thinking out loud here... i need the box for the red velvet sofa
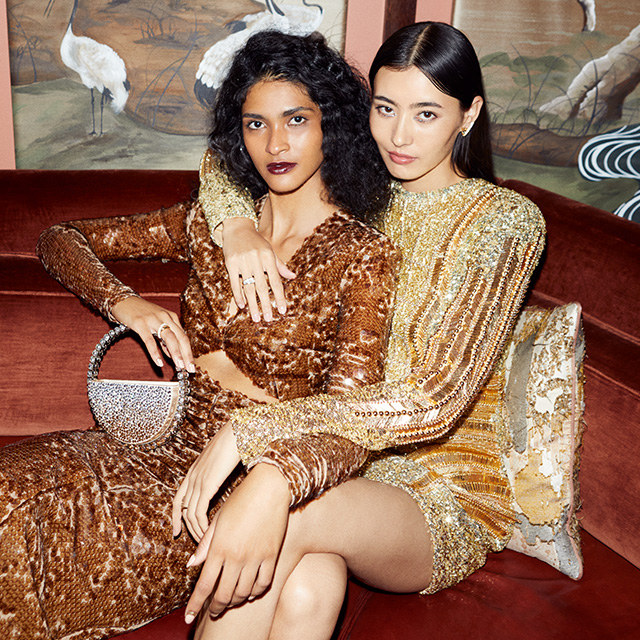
[1,170,639,639]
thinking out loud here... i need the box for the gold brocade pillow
[499,302,585,579]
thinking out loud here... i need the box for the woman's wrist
[248,462,292,506]
[218,217,261,246]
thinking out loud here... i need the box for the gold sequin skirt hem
[362,452,511,595]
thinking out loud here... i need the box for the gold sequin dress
[0,199,398,639]
[200,159,546,593]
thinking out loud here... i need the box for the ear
[461,95,483,133]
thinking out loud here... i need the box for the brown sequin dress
[200,163,547,594]
[0,200,398,639]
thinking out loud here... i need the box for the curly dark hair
[208,30,390,222]
[370,22,496,184]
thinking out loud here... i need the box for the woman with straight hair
[180,21,546,640]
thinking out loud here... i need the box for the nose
[266,125,288,156]
[391,115,412,148]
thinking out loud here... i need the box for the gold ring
[157,322,171,338]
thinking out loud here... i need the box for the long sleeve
[36,202,190,319]
[230,185,545,467]
[199,149,257,241]
[250,232,399,506]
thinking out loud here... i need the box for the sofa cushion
[525,291,640,569]
[499,303,585,579]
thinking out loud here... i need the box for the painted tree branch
[539,23,640,123]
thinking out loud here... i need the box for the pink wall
[416,0,455,23]
[0,0,15,169]
[0,0,454,171]
[345,0,455,74]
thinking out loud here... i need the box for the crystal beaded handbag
[87,324,190,447]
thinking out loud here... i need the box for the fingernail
[265,313,273,322]
[186,554,195,568]
[178,359,185,369]
[188,363,196,373]
[185,611,196,624]
[279,305,286,314]
[156,359,164,367]
[252,314,260,323]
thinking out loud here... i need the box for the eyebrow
[373,95,443,110]
[242,106,316,119]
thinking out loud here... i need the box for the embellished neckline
[391,177,487,202]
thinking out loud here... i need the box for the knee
[276,556,347,629]
[277,578,323,623]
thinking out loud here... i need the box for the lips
[388,151,416,165]
[267,162,297,174]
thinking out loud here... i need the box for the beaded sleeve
[229,188,545,466]
[36,202,190,319]
[199,149,257,243]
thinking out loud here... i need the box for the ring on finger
[156,322,171,338]
[242,276,256,286]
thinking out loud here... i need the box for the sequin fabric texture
[0,196,398,639]
[200,164,546,593]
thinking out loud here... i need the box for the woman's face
[369,65,482,192]
[242,79,324,196]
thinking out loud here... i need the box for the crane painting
[44,0,129,136]
[194,1,324,109]
[7,0,345,167]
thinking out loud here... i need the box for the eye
[416,111,435,123]
[289,115,307,125]
[245,120,264,130]
[375,105,394,117]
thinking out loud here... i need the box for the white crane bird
[194,0,323,110]
[45,0,130,135]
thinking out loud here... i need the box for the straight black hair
[369,22,496,184]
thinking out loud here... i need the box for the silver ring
[242,276,256,286]
[156,322,171,338]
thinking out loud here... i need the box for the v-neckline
[219,207,345,324]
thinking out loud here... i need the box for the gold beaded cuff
[198,149,257,246]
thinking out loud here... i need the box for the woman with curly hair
[0,31,398,640]
[179,21,546,640]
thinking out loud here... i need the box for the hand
[221,218,296,323]
[183,463,291,623]
[111,297,194,372]
[172,422,241,540]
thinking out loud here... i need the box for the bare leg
[195,477,432,639]
[269,553,347,640]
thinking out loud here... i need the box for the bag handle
[87,324,189,391]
